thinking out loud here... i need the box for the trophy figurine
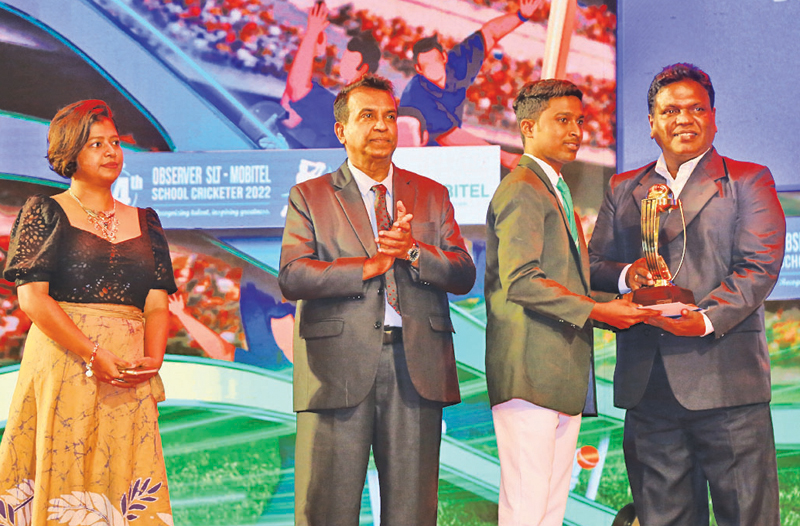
[632,184,696,307]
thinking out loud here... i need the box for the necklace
[68,190,119,242]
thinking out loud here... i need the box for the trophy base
[632,285,695,306]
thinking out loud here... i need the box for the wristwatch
[406,242,420,263]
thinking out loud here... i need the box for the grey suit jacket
[279,161,476,412]
[589,148,786,410]
[485,156,596,416]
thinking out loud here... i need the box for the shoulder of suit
[490,165,550,208]
[292,171,336,193]
[499,164,547,191]
[717,154,771,180]
[609,161,656,191]
[395,166,447,193]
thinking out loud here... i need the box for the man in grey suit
[279,74,475,526]
[589,63,786,525]
[485,79,653,526]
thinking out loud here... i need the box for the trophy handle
[671,199,688,282]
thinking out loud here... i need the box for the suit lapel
[519,157,589,292]
[661,149,725,245]
[393,165,417,222]
[631,162,660,217]
[333,162,377,257]
[520,157,570,240]
[576,217,591,292]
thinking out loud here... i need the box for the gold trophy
[632,184,695,307]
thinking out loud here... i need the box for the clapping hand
[376,200,415,259]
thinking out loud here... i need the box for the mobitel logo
[445,183,491,199]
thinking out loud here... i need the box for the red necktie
[372,184,401,314]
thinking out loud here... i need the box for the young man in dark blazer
[279,74,476,526]
[589,63,786,525]
[485,79,652,526]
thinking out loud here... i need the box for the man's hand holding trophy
[625,184,706,336]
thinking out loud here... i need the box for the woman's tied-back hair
[47,100,116,178]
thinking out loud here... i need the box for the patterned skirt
[0,303,173,525]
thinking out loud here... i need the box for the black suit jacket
[589,149,786,410]
[279,161,476,411]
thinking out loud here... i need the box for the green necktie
[556,177,580,252]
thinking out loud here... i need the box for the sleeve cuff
[618,264,632,294]
[701,312,715,337]
[14,272,52,287]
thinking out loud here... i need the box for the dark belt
[383,326,403,345]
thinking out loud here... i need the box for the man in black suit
[589,63,786,525]
[279,74,475,525]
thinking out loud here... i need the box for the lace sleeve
[145,208,178,294]
[3,195,64,286]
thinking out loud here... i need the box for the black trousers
[624,353,780,526]
[294,340,444,526]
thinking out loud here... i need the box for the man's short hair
[412,35,444,65]
[647,63,715,115]
[347,31,381,75]
[333,74,396,124]
[512,79,583,130]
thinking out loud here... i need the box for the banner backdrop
[114,145,500,228]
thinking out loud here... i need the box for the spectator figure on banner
[399,0,544,168]
[167,285,295,369]
[280,1,380,149]
[396,106,430,148]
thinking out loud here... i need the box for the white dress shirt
[524,153,569,210]
[617,150,714,335]
[348,160,403,328]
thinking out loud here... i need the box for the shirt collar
[653,148,711,198]
[348,159,394,198]
[524,153,563,188]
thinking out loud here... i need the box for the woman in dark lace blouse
[0,100,175,525]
